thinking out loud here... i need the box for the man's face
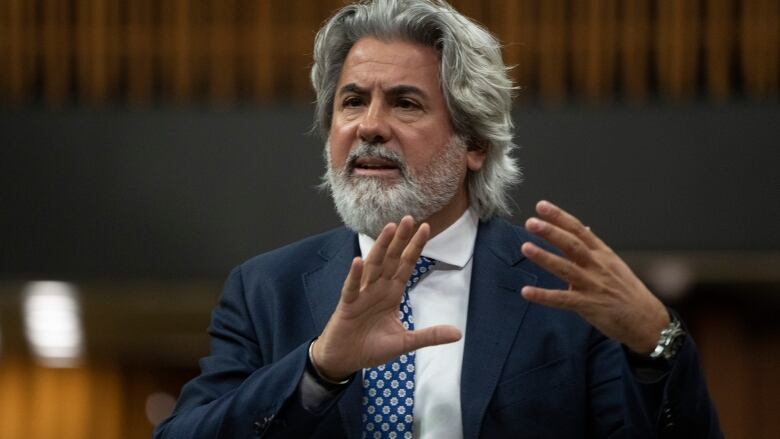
[325,37,485,237]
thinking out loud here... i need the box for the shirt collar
[358,207,479,269]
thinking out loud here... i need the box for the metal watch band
[649,316,685,360]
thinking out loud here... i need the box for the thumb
[403,325,461,352]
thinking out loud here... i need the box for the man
[155,1,722,437]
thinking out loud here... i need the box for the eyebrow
[337,83,429,101]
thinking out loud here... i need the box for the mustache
[346,143,408,176]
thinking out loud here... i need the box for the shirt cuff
[298,340,353,415]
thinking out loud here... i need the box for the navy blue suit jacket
[155,218,721,438]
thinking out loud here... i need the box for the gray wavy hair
[311,0,520,219]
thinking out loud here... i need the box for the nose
[356,100,391,144]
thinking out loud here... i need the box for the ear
[466,140,487,172]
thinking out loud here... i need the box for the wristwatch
[649,315,686,360]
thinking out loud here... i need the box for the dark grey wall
[1,104,777,279]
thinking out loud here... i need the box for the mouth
[350,156,402,178]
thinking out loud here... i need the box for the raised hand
[312,216,462,381]
[520,200,670,354]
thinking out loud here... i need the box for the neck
[422,187,470,238]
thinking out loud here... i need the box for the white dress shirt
[359,207,478,439]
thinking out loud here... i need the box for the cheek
[327,133,350,168]
[328,116,355,166]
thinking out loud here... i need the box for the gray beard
[323,137,467,238]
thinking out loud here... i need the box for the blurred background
[0,0,778,437]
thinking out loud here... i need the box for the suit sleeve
[586,323,723,438]
[153,266,343,438]
[629,334,723,438]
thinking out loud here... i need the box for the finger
[363,222,397,284]
[341,257,364,304]
[536,200,606,250]
[525,217,594,267]
[521,242,592,286]
[521,286,581,312]
[393,222,430,282]
[381,216,416,280]
[403,324,462,352]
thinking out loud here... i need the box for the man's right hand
[311,215,462,381]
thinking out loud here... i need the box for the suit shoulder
[485,216,562,255]
[481,216,566,289]
[238,226,355,277]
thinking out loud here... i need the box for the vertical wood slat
[620,0,651,102]
[0,359,31,439]
[76,0,115,104]
[210,0,237,104]
[42,0,71,105]
[452,0,487,25]
[75,0,88,100]
[571,0,618,101]
[741,0,779,99]
[704,0,733,102]
[290,0,316,100]
[159,0,198,103]
[0,0,8,98]
[88,363,123,439]
[126,0,154,104]
[59,367,91,439]
[515,0,539,100]
[755,336,780,439]
[656,0,701,100]
[247,0,274,101]
[694,310,752,439]
[489,0,535,99]
[272,1,294,96]
[3,0,36,103]
[537,0,567,103]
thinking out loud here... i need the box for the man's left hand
[520,200,669,354]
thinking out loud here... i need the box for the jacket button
[253,415,274,434]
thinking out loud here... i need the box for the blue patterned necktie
[361,256,436,439]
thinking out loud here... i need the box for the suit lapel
[460,219,539,439]
[302,229,362,438]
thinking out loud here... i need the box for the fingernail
[537,200,552,214]
[526,218,545,232]
[521,242,537,255]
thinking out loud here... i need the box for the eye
[342,96,364,108]
[396,98,421,110]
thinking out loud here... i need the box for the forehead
[337,37,442,88]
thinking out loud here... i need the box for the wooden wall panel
[126,0,154,104]
[1,0,37,102]
[571,0,618,101]
[0,0,777,106]
[705,0,734,102]
[619,0,651,102]
[41,0,71,105]
[246,0,274,101]
[656,0,701,100]
[209,0,237,103]
[537,0,567,103]
[741,0,779,99]
[0,359,158,439]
